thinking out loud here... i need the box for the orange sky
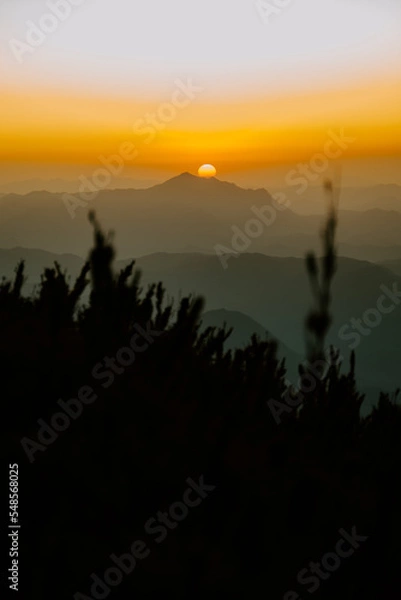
[1,0,401,186]
[1,75,401,179]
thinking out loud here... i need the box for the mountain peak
[160,171,242,191]
[149,172,275,205]
[169,172,199,182]
[152,171,225,193]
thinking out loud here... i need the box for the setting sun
[198,164,217,178]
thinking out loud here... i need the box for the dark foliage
[2,202,400,599]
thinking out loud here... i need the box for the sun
[198,164,217,178]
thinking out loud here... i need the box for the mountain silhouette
[2,207,401,599]
[2,174,401,261]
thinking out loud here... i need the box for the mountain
[128,252,401,398]
[0,177,161,195]
[0,247,83,278]
[200,309,301,381]
[276,184,401,214]
[1,173,401,262]
[201,308,281,348]
[379,259,401,277]
[1,246,400,404]
[0,247,84,295]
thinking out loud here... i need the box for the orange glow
[1,75,400,174]
[198,164,217,178]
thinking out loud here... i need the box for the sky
[0,0,400,187]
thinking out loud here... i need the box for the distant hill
[201,308,278,348]
[1,246,399,403]
[0,247,83,278]
[200,308,301,381]
[379,259,401,277]
[1,173,401,262]
[0,177,160,195]
[276,184,401,214]
[128,252,401,397]
[0,247,84,294]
